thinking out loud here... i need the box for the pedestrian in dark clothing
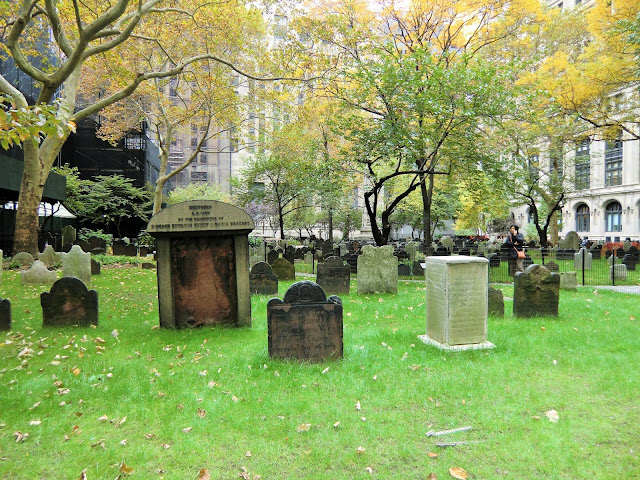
[506,224,525,274]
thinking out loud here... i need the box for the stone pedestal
[147,200,254,329]
[419,256,494,351]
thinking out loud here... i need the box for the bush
[78,228,113,246]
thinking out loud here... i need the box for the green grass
[0,267,639,479]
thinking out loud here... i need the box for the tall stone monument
[147,200,254,329]
[419,256,494,351]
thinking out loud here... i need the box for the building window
[274,15,288,40]
[574,140,590,189]
[200,153,208,165]
[191,137,198,150]
[191,171,207,183]
[605,201,622,232]
[528,155,539,182]
[575,204,590,232]
[604,138,623,186]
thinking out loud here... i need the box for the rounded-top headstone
[251,261,274,275]
[323,256,346,268]
[524,264,552,282]
[147,200,254,236]
[12,252,34,267]
[282,280,331,304]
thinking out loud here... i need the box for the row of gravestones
[8,246,98,286]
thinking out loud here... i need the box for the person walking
[506,224,525,275]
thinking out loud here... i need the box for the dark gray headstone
[622,254,637,271]
[0,298,10,330]
[513,265,560,318]
[250,261,278,295]
[62,225,76,246]
[271,257,295,281]
[141,262,156,270]
[267,281,343,362]
[267,250,279,265]
[545,261,559,272]
[316,256,350,295]
[88,236,107,254]
[91,258,101,275]
[75,239,90,253]
[412,261,424,276]
[488,286,504,317]
[41,277,98,327]
[398,263,411,276]
[124,244,138,257]
[112,240,127,256]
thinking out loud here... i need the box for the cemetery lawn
[1,268,639,479]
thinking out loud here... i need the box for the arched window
[605,202,622,232]
[575,204,590,232]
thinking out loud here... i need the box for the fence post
[612,248,616,286]
[582,247,585,286]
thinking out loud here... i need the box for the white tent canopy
[2,202,76,219]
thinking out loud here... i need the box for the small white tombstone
[357,245,398,294]
[419,256,494,351]
[558,271,577,290]
[21,260,57,285]
[61,245,91,285]
[573,248,592,270]
[610,264,628,280]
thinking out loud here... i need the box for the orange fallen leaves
[449,466,468,479]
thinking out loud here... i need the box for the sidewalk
[589,285,640,295]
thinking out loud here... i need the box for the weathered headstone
[124,244,137,257]
[91,258,101,275]
[88,236,107,255]
[545,261,559,272]
[62,225,76,246]
[147,200,254,329]
[267,281,343,362]
[267,249,279,265]
[357,245,398,294]
[622,254,637,271]
[610,264,628,280]
[271,257,295,281]
[419,256,494,350]
[440,236,453,252]
[41,277,98,327]
[112,240,127,256]
[250,261,278,295]
[11,252,34,267]
[405,242,420,262]
[316,256,350,295]
[513,265,560,317]
[412,261,424,277]
[141,262,156,270]
[488,286,504,317]
[623,239,632,252]
[0,297,10,330]
[62,245,91,285]
[574,248,592,270]
[38,245,60,267]
[76,239,90,253]
[21,260,57,285]
[559,271,577,290]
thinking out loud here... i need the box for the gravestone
[405,242,420,262]
[62,245,91,285]
[622,254,637,271]
[62,225,76,246]
[412,261,424,277]
[124,244,137,257]
[610,264,628,280]
[304,252,313,264]
[271,257,295,281]
[91,258,101,275]
[623,239,631,252]
[357,245,398,294]
[545,261,559,273]
[488,286,504,317]
[38,245,60,267]
[267,281,343,362]
[139,246,149,257]
[574,248,592,270]
[21,261,57,285]
[316,256,350,295]
[398,263,411,276]
[250,261,278,295]
[88,236,107,255]
[440,236,453,252]
[558,271,577,290]
[267,249,279,265]
[513,265,560,317]
[62,243,73,253]
[0,297,10,330]
[76,239,90,253]
[41,277,98,327]
[112,240,127,256]
[488,254,501,268]
[419,256,494,351]
[11,252,34,267]
[147,200,254,329]
[0,249,2,283]
[346,254,359,274]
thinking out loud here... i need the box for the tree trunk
[549,211,559,245]
[420,172,435,247]
[278,208,285,240]
[328,208,333,242]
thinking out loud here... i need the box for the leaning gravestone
[41,277,98,327]
[0,297,10,330]
[574,248,592,270]
[267,281,343,362]
[38,245,60,267]
[11,252,34,267]
[488,286,504,317]
[513,264,560,317]
[21,260,57,285]
[147,200,254,329]
[250,261,278,295]
[271,257,295,281]
[62,245,91,285]
[419,256,494,350]
[62,225,76,247]
[357,245,398,294]
[316,256,350,295]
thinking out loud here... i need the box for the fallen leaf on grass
[296,423,311,433]
[197,408,206,418]
[29,420,41,426]
[365,466,374,474]
[449,467,468,479]
[182,427,192,433]
[78,469,87,480]
[428,452,439,458]
[631,316,636,321]
[98,415,109,422]
[356,446,366,454]
[198,469,211,480]
[545,410,559,423]
[333,421,341,428]
[90,439,105,448]
[119,438,127,445]
[321,367,330,374]
[245,451,252,457]
[119,463,134,475]
[13,431,29,443]
[29,401,41,410]
[355,401,361,411]
[145,433,155,440]
[160,443,171,449]
[427,474,437,480]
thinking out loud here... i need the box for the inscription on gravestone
[267,281,343,362]
[41,277,98,327]
[147,200,254,329]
